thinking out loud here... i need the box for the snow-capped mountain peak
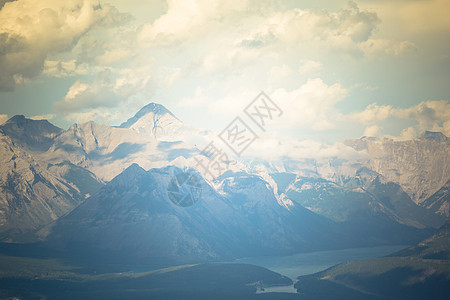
[118,102,183,139]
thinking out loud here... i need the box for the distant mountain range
[0,102,448,264]
[344,132,450,207]
[43,165,342,263]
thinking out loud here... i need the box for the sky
[0,0,449,144]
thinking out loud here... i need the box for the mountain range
[0,102,448,264]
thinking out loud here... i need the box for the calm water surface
[234,245,409,294]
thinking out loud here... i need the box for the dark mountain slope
[295,221,450,299]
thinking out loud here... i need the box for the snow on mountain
[44,164,434,263]
[0,101,448,245]
[45,165,317,260]
[43,121,161,181]
[38,103,209,181]
[119,102,185,140]
[273,168,444,229]
[246,132,449,212]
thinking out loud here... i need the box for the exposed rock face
[45,165,327,261]
[44,165,433,263]
[421,179,450,217]
[0,131,101,241]
[276,169,443,229]
[0,118,103,241]
[0,104,195,241]
[42,103,199,181]
[45,121,151,181]
[345,132,450,205]
[0,103,448,248]
[1,115,63,152]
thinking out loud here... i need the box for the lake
[233,245,409,294]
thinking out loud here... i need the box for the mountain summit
[419,131,448,143]
[119,103,177,128]
[0,115,63,151]
[118,102,183,138]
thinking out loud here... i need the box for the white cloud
[198,45,261,77]
[360,39,417,58]
[54,66,154,123]
[268,65,292,85]
[137,0,249,47]
[272,78,348,131]
[350,103,393,124]
[298,60,322,76]
[350,100,450,138]
[209,90,256,116]
[394,100,450,135]
[0,0,128,91]
[94,48,132,66]
[135,1,398,92]
[55,77,109,113]
[30,114,55,121]
[178,86,208,107]
[239,2,380,56]
[40,0,418,124]
[63,109,122,124]
[397,127,418,141]
[43,60,90,77]
[137,0,384,58]
[1,0,444,145]
[148,1,413,120]
[359,0,450,34]
[243,134,368,161]
[363,125,381,137]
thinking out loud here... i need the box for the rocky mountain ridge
[344,133,450,211]
[43,164,433,263]
[0,101,448,245]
